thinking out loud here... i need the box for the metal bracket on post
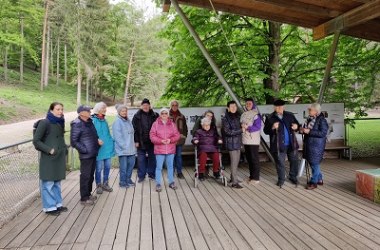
[170,0,275,163]
[318,31,341,104]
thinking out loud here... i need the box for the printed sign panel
[125,103,345,145]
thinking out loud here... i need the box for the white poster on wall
[125,103,345,145]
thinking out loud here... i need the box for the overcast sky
[110,0,160,19]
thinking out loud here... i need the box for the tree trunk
[56,37,60,85]
[263,21,281,104]
[40,0,49,90]
[50,28,54,77]
[3,46,8,82]
[76,57,82,105]
[64,42,67,82]
[20,16,24,83]
[44,22,50,87]
[86,78,90,104]
[124,45,135,105]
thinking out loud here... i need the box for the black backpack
[33,119,51,144]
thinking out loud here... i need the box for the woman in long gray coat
[33,102,67,216]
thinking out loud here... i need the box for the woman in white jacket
[241,98,262,184]
[112,104,137,188]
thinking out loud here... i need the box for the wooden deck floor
[1,159,380,250]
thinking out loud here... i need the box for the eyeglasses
[161,113,168,115]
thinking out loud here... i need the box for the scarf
[96,114,105,120]
[46,111,65,129]
[304,115,317,130]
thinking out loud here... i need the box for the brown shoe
[81,199,94,206]
[306,183,318,190]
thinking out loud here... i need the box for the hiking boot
[213,172,220,179]
[169,182,178,190]
[57,206,68,212]
[81,199,94,206]
[317,180,324,186]
[156,184,162,192]
[198,173,205,181]
[306,183,318,190]
[276,181,284,188]
[232,183,244,189]
[46,210,60,216]
[89,195,97,201]
[177,173,185,179]
[102,182,113,192]
[96,184,103,194]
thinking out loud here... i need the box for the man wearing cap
[70,105,102,205]
[132,98,159,182]
[264,99,300,187]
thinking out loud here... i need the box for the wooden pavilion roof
[162,0,380,42]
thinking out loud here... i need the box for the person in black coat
[70,105,101,205]
[300,103,328,190]
[221,101,243,189]
[264,100,300,187]
[132,98,159,183]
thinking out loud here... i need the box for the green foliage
[160,8,380,116]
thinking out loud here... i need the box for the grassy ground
[346,119,380,158]
[0,68,85,124]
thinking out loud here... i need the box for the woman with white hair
[112,104,136,188]
[300,103,329,190]
[192,117,223,181]
[92,102,115,194]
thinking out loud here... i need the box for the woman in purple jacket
[192,117,223,181]
[241,98,262,184]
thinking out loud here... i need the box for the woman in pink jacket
[150,108,181,192]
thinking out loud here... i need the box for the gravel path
[0,106,117,148]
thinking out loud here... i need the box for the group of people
[33,98,329,216]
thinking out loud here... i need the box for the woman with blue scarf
[33,102,68,216]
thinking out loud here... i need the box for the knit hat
[115,104,128,114]
[159,107,169,114]
[141,98,150,105]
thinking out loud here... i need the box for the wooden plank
[112,172,137,250]
[125,172,143,250]
[313,0,380,40]
[85,170,120,249]
[57,243,73,250]
[75,170,117,244]
[151,175,166,250]
[138,179,153,250]
[156,173,181,250]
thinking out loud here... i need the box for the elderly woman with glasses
[300,103,329,190]
[150,108,181,192]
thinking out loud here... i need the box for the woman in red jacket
[150,108,180,192]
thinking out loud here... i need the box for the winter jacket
[192,128,221,153]
[191,112,217,136]
[70,117,100,160]
[303,113,328,165]
[33,119,67,181]
[241,109,262,145]
[150,118,180,155]
[263,111,300,153]
[221,111,242,151]
[169,109,188,145]
[92,115,115,161]
[132,109,159,149]
[112,115,136,156]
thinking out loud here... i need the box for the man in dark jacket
[169,100,188,179]
[132,98,159,182]
[221,101,243,189]
[264,100,300,187]
[70,105,101,205]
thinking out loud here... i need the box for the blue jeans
[310,164,323,184]
[40,180,62,212]
[119,155,136,187]
[137,147,156,180]
[96,158,111,184]
[155,154,175,186]
[174,145,183,174]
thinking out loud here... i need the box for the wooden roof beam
[313,0,380,40]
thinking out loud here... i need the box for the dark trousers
[80,157,96,201]
[137,147,156,180]
[244,145,260,180]
[273,146,299,183]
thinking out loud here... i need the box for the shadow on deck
[0,159,380,250]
